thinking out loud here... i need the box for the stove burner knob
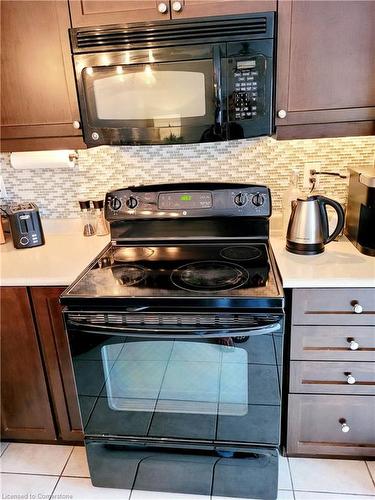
[126,196,138,209]
[110,197,122,211]
[252,193,265,207]
[234,193,248,206]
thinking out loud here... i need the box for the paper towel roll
[10,150,77,170]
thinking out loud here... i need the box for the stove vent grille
[72,16,271,53]
[68,312,273,329]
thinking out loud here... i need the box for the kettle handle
[317,196,345,244]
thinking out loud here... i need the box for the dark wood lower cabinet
[0,287,56,441]
[288,394,375,457]
[287,288,375,457]
[0,286,83,443]
[31,287,83,442]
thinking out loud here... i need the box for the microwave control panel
[228,56,265,121]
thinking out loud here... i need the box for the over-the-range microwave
[70,13,275,147]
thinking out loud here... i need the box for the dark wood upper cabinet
[170,0,276,19]
[69,0,277,26]
[0,1,85,152]
[276,0,375,139]
[1,287,56,441]
[31,287,83,442]
[69,0,171,27]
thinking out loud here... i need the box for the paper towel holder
[69,151,79,162]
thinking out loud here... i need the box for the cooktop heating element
[170,260,249,292]
[220,245,262,261]
[113,247,154,262]
[111,264,148,287]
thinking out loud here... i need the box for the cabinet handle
[73,120,81,129]
[157,2,168,14]
[339,419,350,433]
[352,302,363,314]
[346,374,356,385]
[277,109,287,119]
[172,1,183,12]
[347,339,359,351]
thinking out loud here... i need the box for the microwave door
[76,52,225,147]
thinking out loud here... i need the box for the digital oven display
[158,192,213,210]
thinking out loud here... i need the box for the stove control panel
[105,183,271,221]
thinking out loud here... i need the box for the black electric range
[61,183,284,500]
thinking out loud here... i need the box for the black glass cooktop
[64,243,281,299]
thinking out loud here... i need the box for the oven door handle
[67,320,281,338]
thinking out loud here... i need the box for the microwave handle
[213,45,223,133]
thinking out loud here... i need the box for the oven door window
[102,340,248,416]
[82,60,215,134]
[70,331,282,445]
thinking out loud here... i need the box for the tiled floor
[0,442,374,500]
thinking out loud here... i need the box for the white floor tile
[63,446,90,477]
[295,492,375,500]
[0,443,73,475]
[0,442,9,456]
[0,472,58,497]
[54,477,131,499]
[279,455,293,490]
[132,491,208,500]
[277,492,295,500]
[367,461,375,483]
[289,458,375,495]
[211,491,293,500]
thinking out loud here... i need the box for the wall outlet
[0,175,7,199]
[303,162,321,189]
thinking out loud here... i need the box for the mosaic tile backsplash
[0,136,374,218]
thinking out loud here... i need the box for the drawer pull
[339,419,350,433]
[348,339,359,351]
[346,374,356,385]
[352,302,363,314]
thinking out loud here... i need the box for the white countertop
[1,219,374,288]
[270,232,375,288]
[0,220,110,287]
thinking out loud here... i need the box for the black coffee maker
[345,167,375,257]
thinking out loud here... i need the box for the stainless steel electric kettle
[286,195,345,255]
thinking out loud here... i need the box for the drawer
[291,325,375,361]
[287,394,375,457]
[292,289,375,326]
[290,361,375,395]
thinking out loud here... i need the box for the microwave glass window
[82,60,215,130]
[93,69,206,122]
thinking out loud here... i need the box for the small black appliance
[7,202,45,249]
[61,183,284,500]
[345,166,375,256]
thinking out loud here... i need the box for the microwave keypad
[233,69,258,120]
[228,57,263,121]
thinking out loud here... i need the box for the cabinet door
[276,0,375,139]
[0,287,56,441]
[69,1,171,27]
[0,1,85,152]
[170,0,276,19]
[287,394,375,456]
[31,287,83,442]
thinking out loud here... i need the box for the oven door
[74,44,225,147]
[65,311,283,447]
